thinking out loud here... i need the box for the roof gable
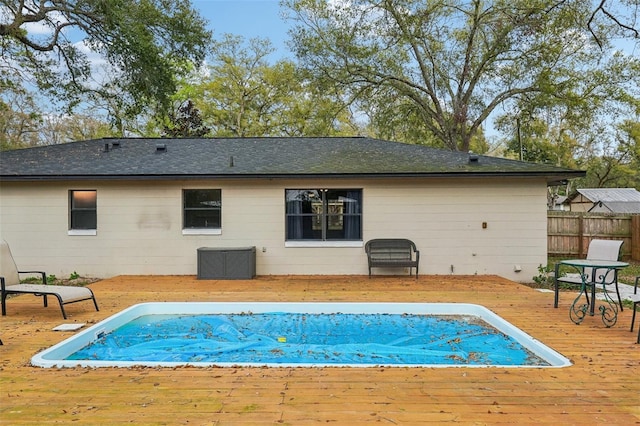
[0,137,584,182]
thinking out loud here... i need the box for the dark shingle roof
[0,137,584,183]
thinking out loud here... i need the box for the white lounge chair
[553,239,624,310]
[0,240,99,319]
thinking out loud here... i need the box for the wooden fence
[548,212,640,261]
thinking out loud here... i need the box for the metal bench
[365,239,420,278]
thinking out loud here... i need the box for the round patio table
[559,259,629,327]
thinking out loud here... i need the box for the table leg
[569,267,590,325]
[590,276,596,316]
[594,269,618,327]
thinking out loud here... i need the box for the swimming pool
[31,302,571,368]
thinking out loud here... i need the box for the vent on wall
[155,144,167,153]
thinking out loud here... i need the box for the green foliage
[21,272,98,286]
[20,276,45,284]
[0,0,212,119]
[180,35,357,137]
[0,90,117,150]
[566,119,640,190]
[499,116,580,167]
[532,264,552,286]
[0,88,42,150]
[618,121,640,164]
[284,0,640,152]
[162,100,211,138]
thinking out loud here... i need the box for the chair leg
[614,283,623,312]
[635,277,640,344]
[634,301,640,344]
[553,264,560,308]
[53,294,68,320]
[631,308,636,332]
[584,284,590,307]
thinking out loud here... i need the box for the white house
[0,137,584,282]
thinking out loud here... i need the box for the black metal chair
[631,295,640,344]
[632,276,640,344]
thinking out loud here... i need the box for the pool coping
[31,302,572,368]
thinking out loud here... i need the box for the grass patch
[20,273,100,287]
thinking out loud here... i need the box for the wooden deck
[1,275,638,424]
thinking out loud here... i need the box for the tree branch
[589,0,639,49]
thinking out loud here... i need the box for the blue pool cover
[67,313,547,366]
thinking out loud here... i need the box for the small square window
[183,189,222,229]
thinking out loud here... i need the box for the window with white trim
[285,189,362,241]
[69,190,97,231]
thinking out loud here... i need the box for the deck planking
[1,274,639,425]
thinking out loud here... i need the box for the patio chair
[554,239,624,310]
[0,240,99,319]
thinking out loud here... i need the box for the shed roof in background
[577,188,640,203]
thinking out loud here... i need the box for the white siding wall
[0,177,548,282]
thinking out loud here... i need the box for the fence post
[578,214,585,257]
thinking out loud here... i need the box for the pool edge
[31,302,572,369]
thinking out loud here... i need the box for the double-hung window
[285,189,362,242]
[183,189,222,234]
[69,190,97,235]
